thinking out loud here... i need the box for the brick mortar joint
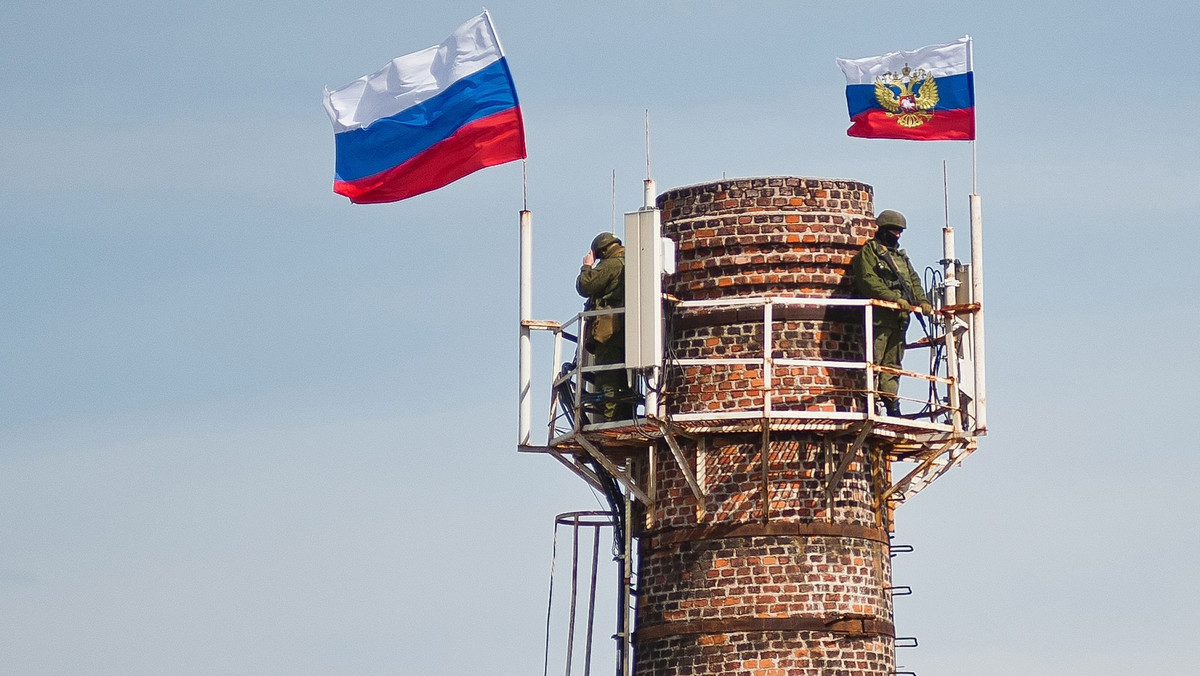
[634,615,897,642]
[639,522,890,549]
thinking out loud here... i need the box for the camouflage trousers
[590,338,632,421]
[871,314,909,408]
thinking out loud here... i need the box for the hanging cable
[921,266,947,420]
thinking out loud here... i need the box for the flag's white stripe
[836,37,971,85]
[324,13,502,133]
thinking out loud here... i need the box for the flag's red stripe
[847,107,975,141]
[334,107,527,204]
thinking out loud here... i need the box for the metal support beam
[824,422,875,510]
[881,437,968,505]
[896,440,976,503]
[644,444,657,530]
[575,435,652,506]
[660,427,706,514]
[759,424,771,525]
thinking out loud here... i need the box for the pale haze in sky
[1,2,1197,675]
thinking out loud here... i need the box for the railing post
[548,325,564,444]
[864,301,875,417]
[762,298,774,418]
[574,315,586,432]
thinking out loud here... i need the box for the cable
[922,266,948,421]
[583,458,626,558]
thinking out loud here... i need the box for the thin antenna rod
[642,109,656,209]
[644,109,651,180]
[611,170,617,233]
[942,160,950,228]
[523,160,528,212]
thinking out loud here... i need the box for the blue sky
[2,1,1198,674]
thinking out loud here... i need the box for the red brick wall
[669,321,868,414]
[637,632,894,676]
[659,177,875,301]
[660,177,876,415]
[634,178,894,676]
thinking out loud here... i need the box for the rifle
[879,247,928,330]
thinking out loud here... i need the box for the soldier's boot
[883,397,901,417]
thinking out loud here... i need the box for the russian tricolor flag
[836,37,975,141]
[323,13,527,204]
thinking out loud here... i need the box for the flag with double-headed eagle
[836,37,975,141]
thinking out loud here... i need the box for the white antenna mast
[643,109,655,209]
[942,161,950,228]
[611,170,617,233]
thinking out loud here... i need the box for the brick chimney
[633,177,896,676]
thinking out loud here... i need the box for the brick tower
[522,174,982,676]
[634,177,893,675]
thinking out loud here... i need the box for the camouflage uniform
[577,242,629,420]
[850,235,929,414]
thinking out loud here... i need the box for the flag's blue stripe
[334,58,519,183]
[844,71,974,119]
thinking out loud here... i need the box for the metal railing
[544,307,635,443]
[536,295,977,448]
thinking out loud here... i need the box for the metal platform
[522,411,977,511]
[521,295,982,510]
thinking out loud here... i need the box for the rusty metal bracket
[883,436,975,505]
[659,424,706,518]
[759,423,771,524]
[940,302,981,314]
[824,421,874,514]
[575,434,652,506]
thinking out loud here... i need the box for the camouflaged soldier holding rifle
[850,210,934,417]
[577,232,631,421]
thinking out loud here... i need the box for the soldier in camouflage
[850,210,933,417]
[576,232,630,421]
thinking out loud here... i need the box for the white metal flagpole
[968,187,986,434]
[967,35,987,433]
[518,160,533,445]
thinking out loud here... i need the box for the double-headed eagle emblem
[874,65,939,128]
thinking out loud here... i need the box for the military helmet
[875,210,907,230]
[591,232,621,255]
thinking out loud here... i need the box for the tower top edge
[657,176,873,197]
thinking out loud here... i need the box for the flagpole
[482,9,504,55]
[966,36,987,434]
[519,200,533,446]
[971,140,977,194]
[968,186,986,434]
